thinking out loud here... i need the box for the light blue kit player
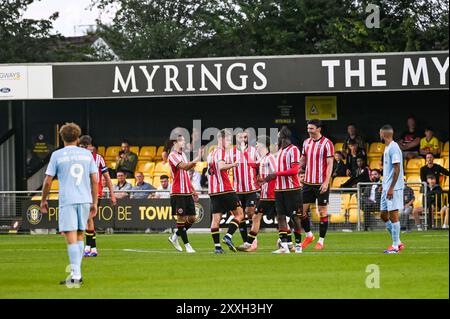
[379,124,405,254]
[40,123,98,285]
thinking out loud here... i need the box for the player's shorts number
[70,164,84,185]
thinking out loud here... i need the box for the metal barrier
[0,185,437,233]
[306,188,358,232]
[357,182,429,231]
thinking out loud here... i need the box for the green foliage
[94,0,449,60]
[1,0,448,62]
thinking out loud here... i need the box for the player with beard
[228,130,260,249]
[300,119,334,250]
[207,129,245,253]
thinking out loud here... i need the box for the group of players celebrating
[167,119,336,254]
[40,119,406,284]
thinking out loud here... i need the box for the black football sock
[91,231,97,249]
[287,229,293,245]
[247,231,257,245]
[319,216,329,238]
[294,230,302,244]
[279,229,288,243]
[301,215,312,233]
[226,219,240,238]
[211,228,220,247]
[85,230,94,248]
[177,222,189,244]
[239,219,248,242]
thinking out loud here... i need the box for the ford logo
[0,87,11,93]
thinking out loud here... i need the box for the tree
[94,0,448,60]
[0,0,62,62]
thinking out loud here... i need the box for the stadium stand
[136,161,155,177]
[331,176,350,188]
[367,142,385,160]
[105,146,121,161]
[97,146,105,157]
[442,141,449,157]
[405,158,425,175]
[139,146,157,161]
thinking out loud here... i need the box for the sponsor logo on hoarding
[0,72,21,80]
[0,87,11,93]
[26,205,42,225]
[194,202,204,223]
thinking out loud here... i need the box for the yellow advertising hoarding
[305,96,337,120]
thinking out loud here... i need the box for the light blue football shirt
[382,141,405,191]
[45,145,97,207]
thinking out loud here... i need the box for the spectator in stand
[186,127,202,161]
[345,140,366,177]
[154,175,172,198]
[341,123,366,158]
[360,169,382,231]
[341,156,370,188]
[413,174,447,231]
[200,167,209,189]
[115,139,138,178]
[399,116,422,159]
[420,153,449,185]
[332,151,347,177]
[131,172,155,199]
[419,127,441,158]
[189,167,202,191]
[101,178,109,197]
[400,184,415,232]
[113,171,132,199]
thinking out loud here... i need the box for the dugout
[0,51,448,194]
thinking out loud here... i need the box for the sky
[22,0,117,37]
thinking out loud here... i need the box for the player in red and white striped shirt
[167,135,201,253]
[264,127,304,254]
[228,130,260,245]
[79,135,116,257]
[238,135,277,252]
[300,119,334,250]
[207,129,244,254]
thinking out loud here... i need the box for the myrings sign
[1,51,448,100]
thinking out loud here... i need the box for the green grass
[0,231,448,299]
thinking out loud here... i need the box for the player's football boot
[60,277,83,286]
[214,247,226,254]
[272,248,290,254]
[294,244,303,254]
[276,238,282,249]
[237,242,255,252]
[222,235,237,252]
[83,250,91,257]
[168,236,183,252]
[89,250,98,257]
[383,248,399,254]
[185,245,196,253]
[288,243,295,252]
[386,243,405,252]
[250,237,258,251]
[313,242,325,250]
[301,235,316,249]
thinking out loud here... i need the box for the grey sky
[23,0,117,37]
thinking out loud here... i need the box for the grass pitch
[0,231,448,299]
